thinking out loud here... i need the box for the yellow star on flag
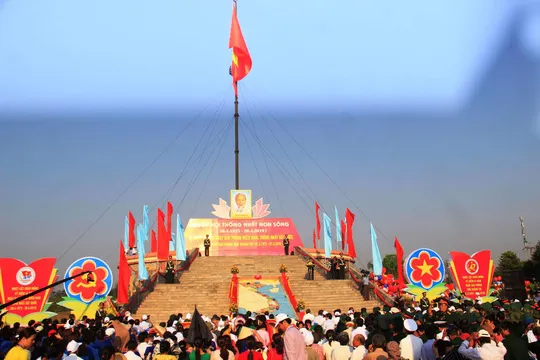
[418,260,433,276]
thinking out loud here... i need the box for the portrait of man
[230,190,252,219]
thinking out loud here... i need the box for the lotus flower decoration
[211,198,231,219]
[252,198,271,219]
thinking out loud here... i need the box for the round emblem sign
[465,259,479,275]
[404,248,445,290]
[64,257,113,304]
[16,267,36,286]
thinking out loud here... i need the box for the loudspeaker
[502,269,527,302]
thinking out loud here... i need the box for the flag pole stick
[234,82,239,190]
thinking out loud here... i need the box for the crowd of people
[1,293,540,360]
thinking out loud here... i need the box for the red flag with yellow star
[229,2,252,97]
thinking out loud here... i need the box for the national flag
[166,202,173,241]
[340,219,346,251]
[229,2,252,97]
[151,230,157,253]
[312,229,317,249]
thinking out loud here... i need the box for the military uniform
[165,260,175,283]
[306,260,315,280]
[338,257,346,279]
[204,237,211,256]
[283,236,290,255]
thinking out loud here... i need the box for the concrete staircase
[135,255,380,323]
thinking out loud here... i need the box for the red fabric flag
[157,209,168,261]
[117,241,130,304]
[151,230,157,253]
[166,201,173,241]
[128,211,136,248]
[315,202,321,239]
[341,219,347,251]
[312,229,316,249]
[394,237,406,290]
[345,208,356,258]
[229,2,252,97]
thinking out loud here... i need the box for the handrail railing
[279,272,303,319]
[294,246,331,279]
[121,248,200,314]
[228,274,239,312]
[348,266,395,305]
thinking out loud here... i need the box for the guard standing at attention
[306,259,315,280]
[165,256,175,284]
[283,234,290,255]
[204,234,211,256]
[338,253,346,279]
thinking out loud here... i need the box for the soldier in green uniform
[283,234,290,255]
[204,234,211,256]
[165,255,175,283]
[419,292,430,312]
[306,259,315,280]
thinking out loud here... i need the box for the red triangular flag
[117,241,130,304]
[157,209,168,261]
[340,219,347,251]
[166,202,173,241]
[128,211,136,248]
[229,2,252,97]
[345,208,356,258]
[312,229,317,249]
[315,202,321,239]
[151,230,157,253]
[394,237,406,290]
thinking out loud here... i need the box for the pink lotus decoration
[211,197,271,219]
[211,198,231,219]
[252,198,271,219]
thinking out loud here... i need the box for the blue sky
[1,0,540,272]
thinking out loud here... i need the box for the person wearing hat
[458,329,506,359]
[275,314,307,360]
[165,256,176,284]
[399,319,423,360]
[306,260,315,281]
[203,235,211,256]
[419,292,430,312]
[65,340,84,360]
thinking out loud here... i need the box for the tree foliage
[497,251,522,272]
[382,254,398,277]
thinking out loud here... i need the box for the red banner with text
[448,250,494,298]
[184,218,303,256]
[0,258,58,318]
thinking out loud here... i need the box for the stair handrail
[279,272,304,319]
[121,248,200,314]
[228,273,239,313]
[348,266,394,306]
[294,246,331,278]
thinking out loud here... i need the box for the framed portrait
[230,189,252,219]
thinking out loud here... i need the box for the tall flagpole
[233,0,240,190]
[234,81,239,190]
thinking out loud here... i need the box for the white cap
[185,313,192,320]
[334,311,341,316]
[103,317,110,323]
[403,319,418,332]
[66,340,82,353]
[142,315,148,321]
[274,313,289,327]
[390,307,400,314]
[303,331,314,346]
[478,329,490,338]
[105,328,115,337]
[414,307,421,312]
[125,311,131,316]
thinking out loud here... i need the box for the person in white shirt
[323,314,336,333]
[322,330,339,360]
[303,309,315,323]
[65,340,83,360]
[140,315,152,332]
[349,318,368,347]
[124,341,142,360]
[458,329,506,360]
[314,310,325,326]
[330,332,352,360]
[137,333,153,359]
[350,334,367,360]
[400,319,423,360]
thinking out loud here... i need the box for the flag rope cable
[239,84,320,204]
[241,84,393,247]
[176,102,228,205]
[187,121,234,220]
[178,115,230,207]
[55,88,229,262]
[241,117,367,268]
[148,97,227,230]
[147,96,227,217]
[239,123,268,204]
[240,86,284,215]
